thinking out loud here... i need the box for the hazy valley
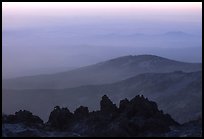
[3,55,202,124]
[2,2,202,137]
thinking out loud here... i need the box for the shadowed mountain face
[2,55,201,89]
[3,71,202,124]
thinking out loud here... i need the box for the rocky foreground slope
[2,95,202,137]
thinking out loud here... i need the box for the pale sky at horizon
[2,2,202,32]
[2,2,202,78]
[2,2,202,12]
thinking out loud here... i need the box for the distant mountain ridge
[3,70,202,123]
[163,31,191,36]
[2,55,202,89]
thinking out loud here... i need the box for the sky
[2,2,202,33]
[2,2,202,78]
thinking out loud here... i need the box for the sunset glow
[2,2,202,78]
[2,2,202,31]
[2,2,202,15]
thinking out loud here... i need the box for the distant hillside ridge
[3,70,202,123]
[3,54,202,89]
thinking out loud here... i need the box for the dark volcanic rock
[3,110,43,126]
[119,98,130,112]
[74,106,89,119]
[47,106,74,130]
[100,95,118,114]
[70,95,179,137]
[119,95,179,135]
[128,95,158,118]
[15,110,43,125]
[3,95,182,137]
[165,118,202,137]
[15,130,40,137]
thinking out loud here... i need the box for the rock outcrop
[71,95,179,136]
[3,110,43,127]
[47,106,74,130]
[74,106,89,120]
[100,95,118,114]
[3,95,182,137]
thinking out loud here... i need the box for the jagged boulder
[124,95,159,118]
[15,110,43,124]
[47,106,74,130]
[92,95,179,136]
[3,110,43,126]
[74,106,89,119]
[3,95,181,137]
[119,98,130,112]
[100,95,118,114]
[4,115,16,124]
[78,95,179,136]
[116,95,179,135]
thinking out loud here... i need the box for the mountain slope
[2,55,201,89]
[3,71,202,123]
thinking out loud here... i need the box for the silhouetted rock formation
[100,95,118,114]
[3,95,181,137]
[60,95,179,136]
[74,106,89,120]
[3,110,43,127]
[119,98,130,112]
[47,106,74,130]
